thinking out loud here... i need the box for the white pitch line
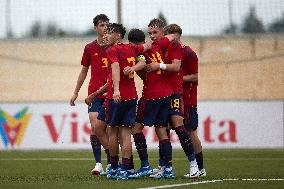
[138,180,224,189]
[138,178,284,189]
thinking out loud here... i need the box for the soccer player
[103,23,150,180]
[70,14,110,175]
[140,19,180,179]
[146,19,199,178]
[127,29,153,177]
[175,25,206,177]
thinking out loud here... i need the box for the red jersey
[182,45,198,107]
[81,40,108,98]
[164,40,183,94]
[106,43,144,100]
[143,38,172,99]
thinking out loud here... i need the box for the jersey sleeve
[156,37,170,51]
[189,51,198,74]
[107,47,119,64]
[184,47,198,74]
[133,44,145,55]
[81,45,90,67]
[168,40,182,61]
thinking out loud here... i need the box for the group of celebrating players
[70,14,206,180]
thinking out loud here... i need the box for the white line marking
[138,180,224,189]
[138,178,284,189]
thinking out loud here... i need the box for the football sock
[133,132,149,167]
[175,125,196,161]
[196,151,204,169]
[130,155,135,170]
[122,157,131,170]
[158,146,165,167]
[159,139,172,168]
[110,155,119,170]
[105,149,111,165]
[90,134,101,163]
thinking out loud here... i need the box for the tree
[158,12,167,26]
[46,22,58,37]
[241,6,265,34]
[269,13,284,33]
[223,23,238,34]
[29,21,42,38]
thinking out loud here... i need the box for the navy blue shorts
[142,97,170,127]
[136,98,146,123]
[184,105,198,131]
[168,93,184,117]
[105,99,137,127]
[88,97,106,122]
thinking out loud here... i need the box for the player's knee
[170,115,184,128]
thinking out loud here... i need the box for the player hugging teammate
[73,14,205,180]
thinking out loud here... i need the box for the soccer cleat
[106,168,118,179]
[116,169,133,180]
[104,164,112,175]
[91,162,104,176]
[132,165,153,178]
[199,168,206,177]
[149,166,164,178]
[184,164,200,178]
[163,167,176,179]
[151,167,176,179]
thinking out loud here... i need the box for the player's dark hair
[148,18,166,28]
[107,23,126,39]
[128,29,145,43]
[164,24,182,36]
[93,14,109,26]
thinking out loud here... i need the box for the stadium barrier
[0,101,283,150]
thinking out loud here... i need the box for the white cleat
[199,168,206,177]
[149,166,164,178]
[184,164,199,178]
[91,162,104,176]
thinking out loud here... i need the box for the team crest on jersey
[0,107,32,148]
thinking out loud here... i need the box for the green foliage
[158,12,168,26]
[269,13,284,33]
[241,6,265,34]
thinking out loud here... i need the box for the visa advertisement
[0,101,283,150]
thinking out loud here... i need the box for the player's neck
[97,36,105,46]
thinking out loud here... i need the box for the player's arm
[160,59,181,72]
[123,55,146,75]
[70,66,88,106]
[164,34,177,42]
[85,83,108,106]
[142,39,152,52]
[145,58,181,73]
[111,62,121,103]
[183,73,198,83]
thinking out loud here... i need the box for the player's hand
[145,62,159,72]
[84,96,93,107]
[123,66,134,75]
[113,90,121,103]
[70,93,78,106]
[144,39,153,51]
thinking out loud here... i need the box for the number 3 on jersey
[102,58,108,68]
[127,57,136,78]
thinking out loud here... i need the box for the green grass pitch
[0,149,283,189]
